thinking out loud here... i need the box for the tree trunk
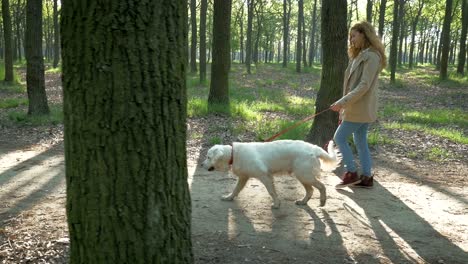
[246,0,254,73]
[408,0,424,69]
[457,0,467,74]
[296,0,303,73]
[199,0,208,83]
[208,0,232,107]
[190,0,197,73]
[378,0,387,38]
[397,1,405,66]
[239,4,244,64]
[282,0,290,68]
[366,0,373,22]
[308,0,318,67]
[305,0,347,147]
[14,0,23,61]
[26,0,49,115]
[389,0,401,84]
[61,1,192,262]
[440,0,453,80]
[53,0,59,67]
[302,13,307,68]
[2,0,14,82]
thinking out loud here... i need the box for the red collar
[228,145,234,165]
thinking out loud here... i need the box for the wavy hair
[348,21,387,70]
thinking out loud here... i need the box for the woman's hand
[330,102,342,112]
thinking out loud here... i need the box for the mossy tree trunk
[61,1,192,263]
[26,0,49,115]
[305,0,347,147]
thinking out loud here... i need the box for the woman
[330,21,387,189]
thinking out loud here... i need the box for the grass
[8,105,63,125]
[0,98,28,109]
[381,104,468,144]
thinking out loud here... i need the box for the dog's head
[201,145,232,172]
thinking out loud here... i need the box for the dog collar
[228,145,234,165]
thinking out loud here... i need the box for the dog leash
[263,107,331,142]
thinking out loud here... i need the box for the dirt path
[1,68,467,263]
[1,143,466,263]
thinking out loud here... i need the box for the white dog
[201,140,340,209]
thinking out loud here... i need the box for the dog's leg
[221,176,248,201]
[258,175,280,209]
[311,180,327,206]
[296,183,314,206]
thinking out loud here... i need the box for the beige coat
[336,48,381,123]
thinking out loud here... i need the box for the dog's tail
[318,140,341,171]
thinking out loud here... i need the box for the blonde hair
[348,21,387,70]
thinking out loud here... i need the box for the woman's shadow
[337,181,467,264]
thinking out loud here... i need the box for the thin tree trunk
[457,0,467,74]
[282,0,290,68]
[308,0,318,66]
[389,0,401,83]
[190,0,197,73]
[378,0,387,38]
[61,0,192,261]
[53,0,59,67]
[296,0,303,73]
[199,0,208,83]
[246,0,254,73]
[26,0,49,115]
[408,0,424,69]
[366,0,373,22]
[2,0,14,82]
[440,0,453,79]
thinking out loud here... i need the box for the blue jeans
[333,121,372,177]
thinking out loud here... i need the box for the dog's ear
[211,147,224,161]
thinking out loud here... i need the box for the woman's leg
[333,121,360,173]
[353,123,372,176]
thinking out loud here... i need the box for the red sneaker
[354,175,374,188]
[335,171,361,189]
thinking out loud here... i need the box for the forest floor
[0,65,467,263]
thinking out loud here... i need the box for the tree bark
[408,0,424,69]
[282,0,290,68]
[305,0,347,147]
[190,0,197,73]
[26,0,49,115]
[53,0,59,67]
[2,0,14,82]
[246,0,254,73]
[296,0,303,73]
[61,1,192,262]
[457,0,467,74]
[439,0,453,80]
[199,0,208,83]
[308,0,318,67]
[378,0,387,38]
[366,0,373,22]
[208,0,232,107]
[389,0,401,84]
[397,1,406,66]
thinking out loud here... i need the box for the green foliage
[426,146,454,162]
[8,105,63,125]
[0,98,28,109]
[254,119,311,141]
